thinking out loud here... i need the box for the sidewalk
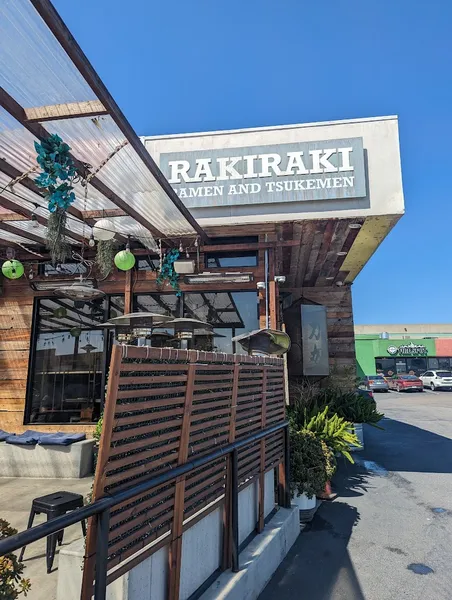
[259,403,452,600]
[0,476,93,600]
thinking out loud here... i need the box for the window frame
[24,294,123,425]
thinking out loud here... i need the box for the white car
[419,370,452,391]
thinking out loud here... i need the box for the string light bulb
[88,233,95,247]
[179,241,183,253]
[126,235,131,253]
[28,266,34,280]
[186,248,190,259]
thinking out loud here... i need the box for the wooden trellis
[82,345,286,599]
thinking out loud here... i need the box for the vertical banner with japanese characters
[301,304,330,376]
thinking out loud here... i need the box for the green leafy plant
[332,394,384,428]
[0,519,31,599]
[95,240,115,278]
[290,428,336,498]
[93,414,103,446]
[157,249,181,296]
[304,406,361,463]
[289,383,384,428]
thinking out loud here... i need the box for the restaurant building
[0,69,405,435]
[355,324,452,377]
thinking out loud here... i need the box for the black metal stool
[19,491,86,573]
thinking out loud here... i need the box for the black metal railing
[0,421,290,600]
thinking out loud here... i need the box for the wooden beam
[24,3,210,244]
[0,87,167,241]
[0,196,85,244]
[82,209,126,219]
[0,221,47,245]
[24,100,107,123]
[0,156,84,222]
[124,270,133,314]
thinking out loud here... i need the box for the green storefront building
[355,324,452,377]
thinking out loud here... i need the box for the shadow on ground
[259,465,367,600]
[363,418,452,473]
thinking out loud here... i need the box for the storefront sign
[160,138,366,208]
[387,343,428,357]
[301,304,330,376]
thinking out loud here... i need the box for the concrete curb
[199,506,300,600]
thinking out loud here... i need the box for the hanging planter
[46,208,71,265]
[1,260,24,280]
[34,135,77,265]
[157,248,181,296]
[114,250,136,271]
[96,239,115,278]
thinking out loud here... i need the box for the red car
[388,375,424,392]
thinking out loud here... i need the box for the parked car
[357,388,374,401]
[419,370,452,391]
[388,375,423,392]
[359,375,389,393]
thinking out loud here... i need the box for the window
[428,358,439,370]
[205,251,258,269]
[183,291,258,354]
[26,296,123,424]
[375,358,397,376]
[406,357,427,377]
[438,357,451,369]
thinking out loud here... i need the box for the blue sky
[54,0,452,324]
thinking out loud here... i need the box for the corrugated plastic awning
[0,0,208,253]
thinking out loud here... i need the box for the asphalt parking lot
[260,387,452,600]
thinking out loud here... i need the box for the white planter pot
[350,423,364,452]
[292,492,316,510]
[292,492,317,523]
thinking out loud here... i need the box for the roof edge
[141,115,399,142]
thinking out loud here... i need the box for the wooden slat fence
[82,345,286,600]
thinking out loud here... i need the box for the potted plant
[0,519,31,599]
[290,428,335,521]
[329,392,384,451]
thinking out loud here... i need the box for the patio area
[0,476,93,600]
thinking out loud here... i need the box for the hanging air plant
[46,208,71,265]
[34,134,78,265]
[157,248,181,296]
[95,239,115,278]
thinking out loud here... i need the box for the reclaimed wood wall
[284,286,356,380]
[0,279,33,432]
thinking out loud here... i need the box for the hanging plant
[95,239,115,279]
[34,135,77,212]
[46,208,71,265]
[157,248,181,296]
[34,135,78,264]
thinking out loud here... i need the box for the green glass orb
[114,250,136,271]
[2,260,24,280]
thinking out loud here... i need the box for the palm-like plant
[304,406,361,463]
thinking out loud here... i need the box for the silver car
[360,375,389,393]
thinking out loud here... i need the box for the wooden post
[168,359,196,600]
[124,269,133,314]
[81,344,123,600]
[221,361,240,570]
[257,367,268,533]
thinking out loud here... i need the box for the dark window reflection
[27,296,123,424]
